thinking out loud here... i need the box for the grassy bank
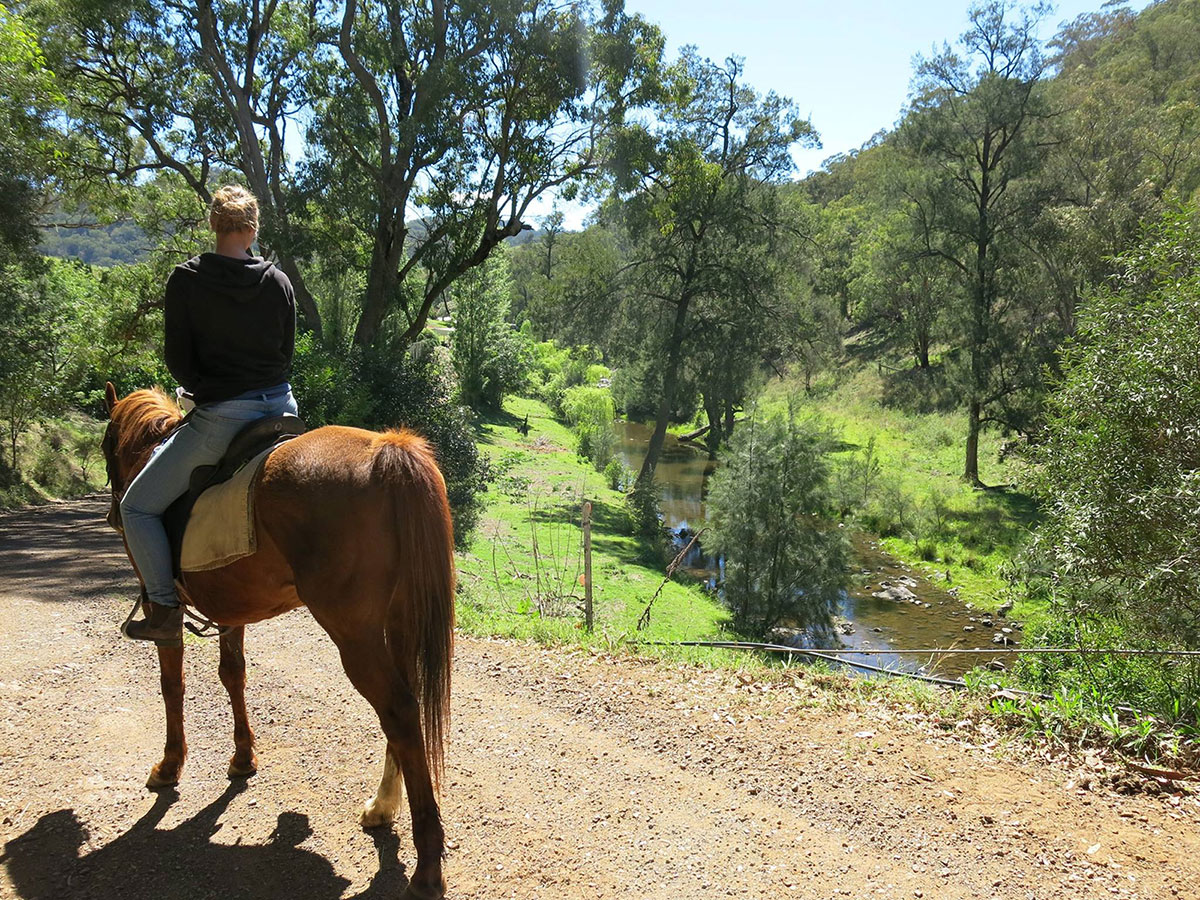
[455,395,748,668]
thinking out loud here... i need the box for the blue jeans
[121,387,298,607]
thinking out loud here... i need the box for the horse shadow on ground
[1,784,409,900]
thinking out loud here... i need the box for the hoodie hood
[175,253,278,303]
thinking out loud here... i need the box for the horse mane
[114,388,182,452]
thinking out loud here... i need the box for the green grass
[762,362,1043,626]
[456,395,748,668]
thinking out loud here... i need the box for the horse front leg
[219,626,257,778]
[147,644,186,788]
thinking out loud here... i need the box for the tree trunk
[965,134,991,488]
[353,220,405,348]
[916,342,930,369]
[702,392,723,452]
[724,399,736,439]
[273,254,322,339]
[964,399,982,486]
[637,297,690,487]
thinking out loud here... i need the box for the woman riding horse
[121,185,298,645]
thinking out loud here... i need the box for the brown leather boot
[122,601,184,647]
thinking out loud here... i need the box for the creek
[613,420,1003,678]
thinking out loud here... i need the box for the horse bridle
[100,422,125,535]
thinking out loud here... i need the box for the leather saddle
[162,415,306,578]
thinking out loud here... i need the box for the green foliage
[529,342,604,414]
[40,219,148,266]
[291,335,489,544]
[603,457,631,492]
[609,351,698,421]
[598,50,818,480]
[0,3,64,260]
[707,404,848,638]
[561,385,615,470]
[1011,616,1200,733]
[450,249,531,410]
[1031,204,1200,648]
[0,258,112,473]
[624,474,663,538]
[901,1,1058,480]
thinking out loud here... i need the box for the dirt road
[1,497,1197,899]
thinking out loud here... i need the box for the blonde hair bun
[209,185,260,235]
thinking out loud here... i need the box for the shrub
[603,457,632,492]
[707,405,848,638]
[561,385,615,470]
[536,344,603,414]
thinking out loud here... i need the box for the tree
[850,205,952,370]
[0,2,63,258]
[1029,1,1200,338]
[902,0,1053,484]
[607,51,816,487]
[0,260,107,473]
[302,0,662,348]
[35,0,663,349]
[33,0,326,332]
[0,3,69,479]
[450,247,529,409]
[1031,205,1200,649]
[707,405,847,638]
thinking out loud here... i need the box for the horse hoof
[146,766,180,789]
[401,880,445,900]
[360,798,397,828]
[228,759,258,779]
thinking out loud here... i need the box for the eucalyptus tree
[31,0,324,330]
[607,51,816,487]
[1030,1,1200,337]
[33,0,662,349]
[304,0,662,348]
[902,0,1053,485]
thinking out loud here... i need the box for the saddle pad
[179,445,273,573]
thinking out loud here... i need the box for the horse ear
[104,382,118,417]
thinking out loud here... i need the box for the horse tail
[370,430,456,788]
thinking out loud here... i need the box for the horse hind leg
[383,690,445,900]
[219,627,257,778]
[331,639,445,900]
[361,748,405,827]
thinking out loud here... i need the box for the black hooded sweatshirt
[164,253,296,405]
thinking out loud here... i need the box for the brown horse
[100,383,455,900]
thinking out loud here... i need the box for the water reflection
[612,420,989,678]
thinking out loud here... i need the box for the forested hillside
[2,0,1199,740]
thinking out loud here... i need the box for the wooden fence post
[582,500,593,632]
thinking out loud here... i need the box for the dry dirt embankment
[1,497,1197,900]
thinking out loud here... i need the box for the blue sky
[538,0,1148,227]
[625,0,1150,175]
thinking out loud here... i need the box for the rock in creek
[872,581,918,603]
